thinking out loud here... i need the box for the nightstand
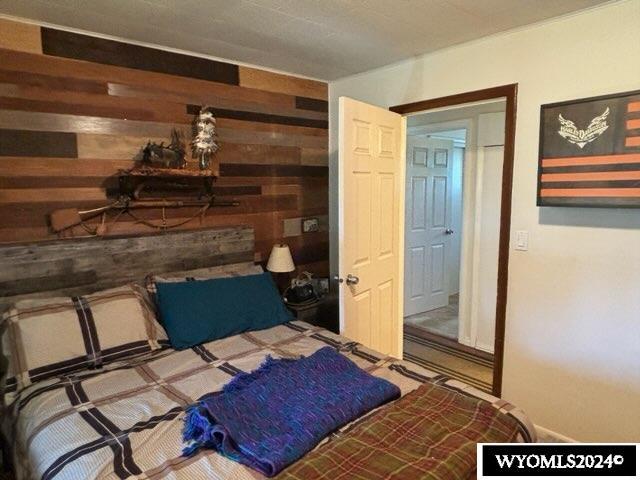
[285,293,338,333]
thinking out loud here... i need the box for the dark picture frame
[537,89,640,208]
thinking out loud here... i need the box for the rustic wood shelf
[117,165,217,199]
[118,166,215,178]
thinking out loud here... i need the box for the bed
[1,227,536,480]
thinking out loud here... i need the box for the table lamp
[267,244,295,293]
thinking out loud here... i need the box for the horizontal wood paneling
[238,66,327,100]
[219,164,328,177]
[0,129,77,157]
[0,69,108,94]
[295,96,328,112]
[0,226,254,303]
[108,82,327,121]
[41,28,240,85]
[0,20,329,276]
[186,103,328,129]
[0,19,41,54]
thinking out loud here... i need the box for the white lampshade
[266,244,295,273]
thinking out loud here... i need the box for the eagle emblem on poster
[557,107,610,148]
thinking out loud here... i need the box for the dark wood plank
[41,28,239,85]
[0,129,77,157]
[295,96,328,112]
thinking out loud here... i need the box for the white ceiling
[0,0,611,80]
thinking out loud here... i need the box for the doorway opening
[403,126,466,341]
[391,85,517,396]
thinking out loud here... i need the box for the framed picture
[537,89,640,207]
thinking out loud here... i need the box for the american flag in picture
[537,89,640,207]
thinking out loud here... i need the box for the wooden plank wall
[0,18,329,276]
[0,226,255,308]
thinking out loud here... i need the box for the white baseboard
[534,424,577,443]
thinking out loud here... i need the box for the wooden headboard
[0,226,254,306]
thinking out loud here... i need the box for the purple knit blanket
[182,346,400,476]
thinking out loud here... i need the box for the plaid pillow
[145,262,264,299]
[1,284,167,392]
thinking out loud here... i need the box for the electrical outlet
[302,218,319,233]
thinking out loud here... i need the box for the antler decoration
[191,106,220,170]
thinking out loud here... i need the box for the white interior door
[404,136,454,317]
[338,97,405,358]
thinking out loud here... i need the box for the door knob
[334,274,359,285]
[445,228,454,235]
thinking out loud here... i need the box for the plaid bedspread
[3,321,535,480]
[276,381,521,480]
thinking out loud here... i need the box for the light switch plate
[515,230,529,251]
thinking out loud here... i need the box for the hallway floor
[404,293,459,339]
[403,329,493,393]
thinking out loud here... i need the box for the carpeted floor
[404,294,459,339]
[403,330,493,393]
